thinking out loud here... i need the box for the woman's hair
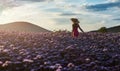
[71,18,79,23]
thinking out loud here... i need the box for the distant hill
[91,25,120,32]
[0,22,50,32]
[107,25,120,32]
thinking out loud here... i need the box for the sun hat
[71,18,79,23]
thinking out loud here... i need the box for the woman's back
[72,23,79,31]
[72,23,79,37]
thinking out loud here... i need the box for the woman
[71,18,84,37]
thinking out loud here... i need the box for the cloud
[80,24,103,32]
[86,1,120,11]
[20,0,46,2]
[81,21,106,31]
[113,18,120,20]
[0,0,19,8]
[0,3,57,31]
[0,0,56,9]
[0,0,119,31]
[0,0,58,15]
[108,0,120,2]
[19,0,54,2]
[59,13,81,16]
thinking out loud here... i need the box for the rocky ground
[0,31,120,71]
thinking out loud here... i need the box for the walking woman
[71,18,84,37]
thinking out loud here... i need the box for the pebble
[23,59,34,63]
[0,61,3,65]
[67,63,75,68]
[2,61,12,67]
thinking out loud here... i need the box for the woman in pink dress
[71,18,84,37]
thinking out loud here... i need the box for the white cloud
[0,0,58,9]
[0,1,106,32]
[0,0,19,8]
[0,2,57,30]
[0,0,119,31]
[107,0,120,2]
[81,21,106,31]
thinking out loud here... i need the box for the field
[0,31,120,71]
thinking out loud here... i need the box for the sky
[0,0,120,32]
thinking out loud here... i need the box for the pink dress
[72,24,79,37]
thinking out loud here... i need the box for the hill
[107,25,120,32]
[91,25,120,32]
[0,22,50,32]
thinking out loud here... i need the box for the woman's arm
[78,24,84,33]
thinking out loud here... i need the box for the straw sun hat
[71,18,79,23]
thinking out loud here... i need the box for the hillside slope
[107,25,120,32]
[0,22,50,32]
[91,25,120,32]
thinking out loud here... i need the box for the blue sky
[0,0,120,31]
